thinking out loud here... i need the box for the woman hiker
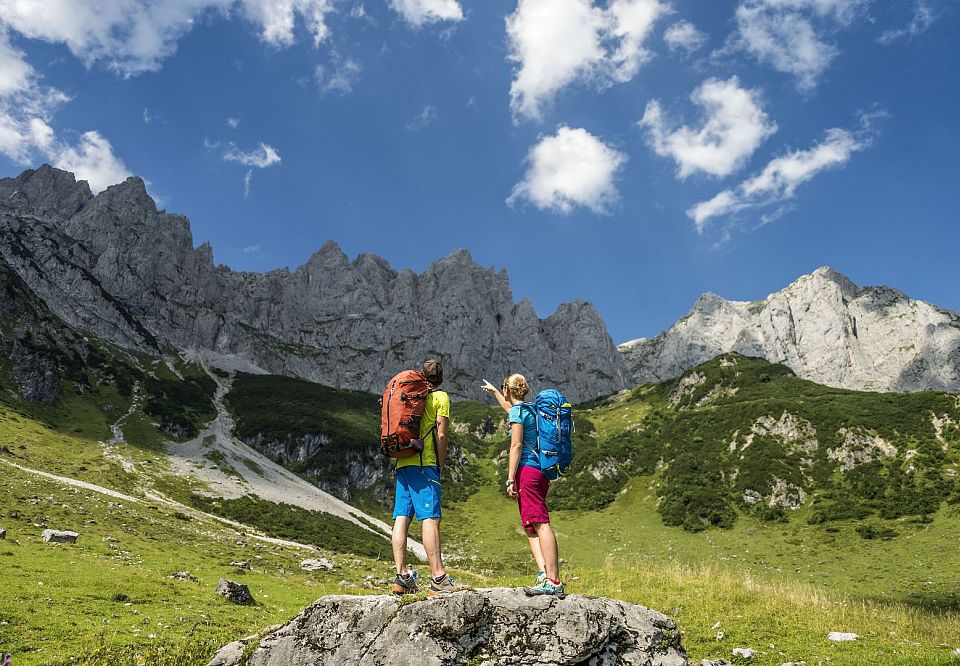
[481,373,564,596]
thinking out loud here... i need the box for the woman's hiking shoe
[428,574,468,597]
[391,570,419,595]
[524,578,565,597]
[534,571,547,587]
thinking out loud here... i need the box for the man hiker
[391,359,467,596]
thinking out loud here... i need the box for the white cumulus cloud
[54,131,133,194]
[506,0,669,122]
[508,126,626,214]
[223,142,282,167]
[242,0,333,47]
[0,34,33,97]
[0,0,336,77]
[729,0,866,92]
[687,121,874,233]
[664,20,706,53]
[388,0,464,27]
[639,76,777,179]
[0,32,130,193]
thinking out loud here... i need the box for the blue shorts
[392,465,442,521]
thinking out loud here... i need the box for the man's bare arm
[436,415,449,471]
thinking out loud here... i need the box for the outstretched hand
[481,379,498,395]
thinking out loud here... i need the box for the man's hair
[423,359,443,387]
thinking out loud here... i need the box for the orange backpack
[379,370,435,459]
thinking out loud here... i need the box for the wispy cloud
[315,52,362,95]
[639,76,777,179]
[879,1,937,44]
[664,20,707,54]
[227,115,240,129]
[406,105,438,131]
[218,141,280,198]
[506,0,670,122]
[687,112,881,234]
[223,142,282,168]
[508,125,626,214]
[727,0,867,92]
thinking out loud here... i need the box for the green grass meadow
[3,352,960,665]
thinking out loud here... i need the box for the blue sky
[0,0,957,343]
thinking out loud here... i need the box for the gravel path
[164,361,426,560]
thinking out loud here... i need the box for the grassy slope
[4,346,960,664]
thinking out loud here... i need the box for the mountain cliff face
[0,165,629,402]
[621,267,960,393]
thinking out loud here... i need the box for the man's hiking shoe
[391,570,419,595]
[524,578,565,597]
[428,574,468,597]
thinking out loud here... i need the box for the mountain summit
[0,166,629,401]
[620,267,960,393]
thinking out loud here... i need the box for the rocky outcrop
[0,166,629,402]
[207,589,688,666]
[621,267,960,393]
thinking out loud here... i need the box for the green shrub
[188,494,392,558]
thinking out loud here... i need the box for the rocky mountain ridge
[621,267,960,393]
[0,165,630,402]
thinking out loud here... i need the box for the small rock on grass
[230,561,250,570]
[733,647,755,660]
[41,529,78,543]
[702,660,733,666]
[170,571,200,583]
[0,528,6,539]
[300,558,335,571]
[827,632,858,642]
[216,578,254,605]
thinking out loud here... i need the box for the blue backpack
[521,389,573,481]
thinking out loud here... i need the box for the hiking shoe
[524,578,565,597]
[428,574,469,596]
[391,569,419,595]
[533,571,547,587]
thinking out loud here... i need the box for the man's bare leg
[392,516,412,574]
[421,517,446,579]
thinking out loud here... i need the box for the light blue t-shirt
[509,403,540,470]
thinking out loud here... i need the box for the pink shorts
[517,465,550,535]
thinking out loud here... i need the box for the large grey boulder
[207,588,688,665]
[621,267,960,393]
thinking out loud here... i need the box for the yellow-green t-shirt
[396,390,450,469]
